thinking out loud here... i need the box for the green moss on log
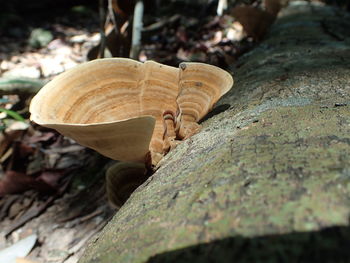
[79,2,350,262]
[80,102,350,263]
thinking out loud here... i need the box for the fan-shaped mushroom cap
[177,62,234,139]
[30,58,233,166]
[140,61,179,164]
[30,58,179,164]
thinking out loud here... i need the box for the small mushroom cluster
[30,58,233,167]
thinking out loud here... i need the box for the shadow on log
[148,225,350,262]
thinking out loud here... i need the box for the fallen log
[79,2,350,262]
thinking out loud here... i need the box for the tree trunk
[79,2,350,262]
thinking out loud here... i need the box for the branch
[130,0,144,59]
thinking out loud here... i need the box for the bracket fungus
[29,58,233,167]
[106,162,149,208]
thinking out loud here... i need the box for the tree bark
[79,2,350,262]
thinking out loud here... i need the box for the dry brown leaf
[37,170,65,188]
[25,130,56,144]
[0,170,56,197]
[231,6,275,41]
[0,130,24,158]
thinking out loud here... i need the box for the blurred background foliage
[1,0,348,37]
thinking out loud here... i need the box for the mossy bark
[79,2,350,262]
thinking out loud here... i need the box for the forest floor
[0,1,346,263]
[0,3,249,263]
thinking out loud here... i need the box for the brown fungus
[29,58,233,167]
[106,162,148,208]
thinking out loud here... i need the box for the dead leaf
[0,170,56,197]
[47,144,85,154]
[25,130,56,144]
[4,197,55,236]
[226,21,245,41]
[211,31,223,45]
[0,171,34,196]
[0,130,24,158]
[231,6,275,41]
[6,141,35,172]
[0,234,37,262]
[0,194,20,220]
[0,145,13,163]
[37,170,65,188]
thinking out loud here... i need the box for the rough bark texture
[79,2,350,262]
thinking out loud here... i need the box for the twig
[130,0,144,59]
[108,0,119,36]
[4,196,55,236]
[0,77,45,98]
[143,14,181,32]
[217,0,228,16]
[4,176,72,237]
[99,0,107,58]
